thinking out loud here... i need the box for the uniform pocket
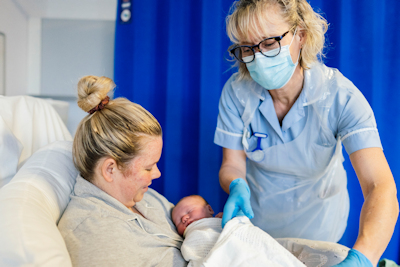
[310,142,336,172]
[312,141,347,199]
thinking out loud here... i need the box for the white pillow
[0,141,77,267]
[0,116,23,188]
[0,95,72,170]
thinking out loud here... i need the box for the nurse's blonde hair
[73,75,162,182]
[226,0,328,80]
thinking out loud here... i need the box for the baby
[172,195,350,267]
[172,195,222,236]
[172,195,229,266]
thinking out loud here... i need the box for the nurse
[214,0,398,266]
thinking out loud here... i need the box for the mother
[215,0,398,266]
[58,76,186,266]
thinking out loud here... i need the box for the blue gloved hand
[221,178,254,228]
[333,249,373,267]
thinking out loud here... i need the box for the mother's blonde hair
[226,0,328,79]
[73,75,162,182]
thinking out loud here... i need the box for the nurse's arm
[350,147,399,266]
[219,148,247,193]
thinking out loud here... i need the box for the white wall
[0,33,5,95]
[41,19,115,97]
[0,0,29,96]
[39,18,115,135]
[66,101,87,135]
[0,0,116,136]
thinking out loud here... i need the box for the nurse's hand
[221,178,254,228]
[333,249,373,267]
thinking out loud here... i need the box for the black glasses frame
[230,30,290,63]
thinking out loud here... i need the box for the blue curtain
[114,0,400,261]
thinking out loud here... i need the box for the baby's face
[172,196,214,236]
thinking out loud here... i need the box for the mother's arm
[350,147,399,266]
[61,216,187,267]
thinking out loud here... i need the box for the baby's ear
[207,204,214,215]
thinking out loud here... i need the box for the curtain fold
[115,0,399,261]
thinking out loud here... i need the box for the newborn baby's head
[172,195,214,235]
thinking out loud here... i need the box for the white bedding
[182,216,350,267]
[276,238,349,267]
[0,95,74,266]
[0,95,72,189]
[183,216,306,267]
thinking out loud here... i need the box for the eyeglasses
[230,31,290,63]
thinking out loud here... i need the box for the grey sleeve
[145,188,178,230]
[147,188,175,212]
[155,249,188,267]
[63,217,187,267]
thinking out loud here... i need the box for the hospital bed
[0,95,350,266]
[0,95,75,266]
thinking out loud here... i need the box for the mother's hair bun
[77,75,115,113]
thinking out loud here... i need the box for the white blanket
[181,218,222,266]
[182,217,306,267]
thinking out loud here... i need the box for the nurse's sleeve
[214,76,245,150]
[334,85,383,155]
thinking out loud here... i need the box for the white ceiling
[12,0,117,20]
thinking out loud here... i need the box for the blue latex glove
[221,178,254,228]
[333,249,373,267]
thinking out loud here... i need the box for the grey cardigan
[58,176,187,267]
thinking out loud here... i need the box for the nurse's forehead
[239,8,291,44]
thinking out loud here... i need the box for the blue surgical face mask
[245,29,300,90]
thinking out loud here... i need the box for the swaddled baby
[172,195,222,236]
[171,195,223,264]
[172,195,350,267]
[172,195,306,267]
